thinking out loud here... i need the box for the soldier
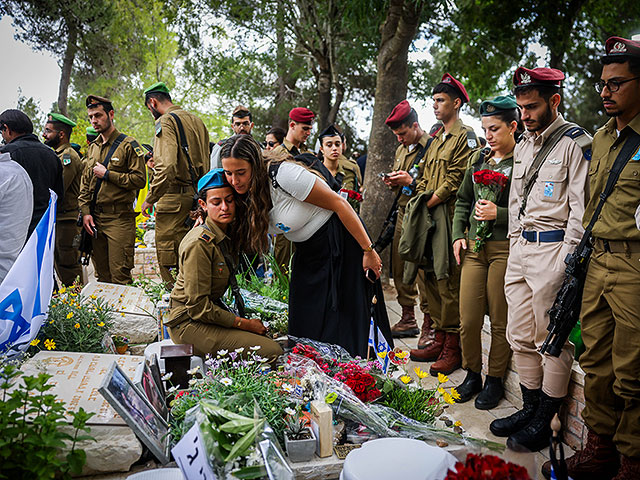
[210,105,253,168]
[319,124,362,193]
[265,126,285,151]
[86,126,98,144]
[78,95,146,285]
[542,37,640,479]
[43,113,83,286]
[382,101,433,345]
[140,82,211,287]
[489,67,591,452]
[408,74,478,376]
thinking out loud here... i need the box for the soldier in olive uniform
[165,169,283,361]
[78,95,146,285]
[408,74,478,376]
[489,67,591,452]
[42,113,84,286]
[139,82,211,287]
[542,37,640,480]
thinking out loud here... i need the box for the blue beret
[198,168,229,193]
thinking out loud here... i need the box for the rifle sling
[169,112,199,194]
[90,133,127,214]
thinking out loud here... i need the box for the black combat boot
[489,384,540,437]
[454,370,482,403]
[507,391,564,452]
[475,375,504,410]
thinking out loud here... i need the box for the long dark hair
[220,135,272,254]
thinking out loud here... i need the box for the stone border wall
[132,247,161,280]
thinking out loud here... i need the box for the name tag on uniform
[632,147,640,161]
[544,182,554,197]
[111,157,121,166]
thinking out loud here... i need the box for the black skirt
[288,214,393,358]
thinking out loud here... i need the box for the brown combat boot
[410,330,444,362]
[391,306,420,338]
[612,454,640,480]
[429,332,462,376]
[417,313,434,348]
[541,428,619,479]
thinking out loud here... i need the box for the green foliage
[132,273,170,308]
[31,288,115,354]
[381,386,440,424]
[283,408,308,440]
[0,363,95,479]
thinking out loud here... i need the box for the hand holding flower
[474,199,497,221]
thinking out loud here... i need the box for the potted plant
[112,335,129,354]
[283,411,316,463]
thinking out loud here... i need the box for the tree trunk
[273,5,298,129]
[316,64,332,130]
[57,23,78,116]
[360,0,423,281]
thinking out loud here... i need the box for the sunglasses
[267,141,278,147]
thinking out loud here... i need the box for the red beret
[439,73,470,103]
[603,36,640,60]
[385,100,412,126]
[513,67,564,88]
[289,107,315,124]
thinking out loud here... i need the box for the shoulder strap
[466,129,479,150]
[90,133,126,214]
[518,122,576,219]
[169,112,199,192]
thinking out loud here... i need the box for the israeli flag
[368,317,391,374]
[0,191,57,357]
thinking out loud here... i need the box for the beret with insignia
[143,82,171,97]
[513,67,564,89]
[602,36,640,61]
[289,107,315,124]
[479,95,518,116]
[385,100,412,126]
[47,112,76,127]
[86,95,113,108]
[86,126,98,136]
[318,124,342,141]
[198,168,229,194]
[439,73,470,103]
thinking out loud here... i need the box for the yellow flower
[58,286,66,294]
[443,392,454,404]
[97,321,105,327]
[120,313,125,317]
[377,351,387,359]
[450,387,461,400]
[437,387,445,395]
[44,339,56,350]
[30,338,40,346]
[66,312,74,319]
[414,367,428,379]
[90,294,97,299]
[74,323,80,329]
[454,421,462,427]
[437,373,449,384]
[70,293,77,297]
[400,375,412,384]
[394,350,408,359]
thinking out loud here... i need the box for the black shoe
[507,391,563,452]
[454,370,482,403]
[489,384,540,437]
[475,375,504,410]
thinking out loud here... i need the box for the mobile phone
[91,226,98,238]
[365,268,377,283]
[377,172,391,178]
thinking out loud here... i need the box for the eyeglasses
[266,141,278,147]
[594,76,640,93]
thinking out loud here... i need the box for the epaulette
[198,229,214,243]
[564,126,592,160]
[155,122,162,136]
[62,153,72,166]
[466,129,479,149]
[129,139,144,157]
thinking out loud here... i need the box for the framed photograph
[99,362,170,464]
[149,353,165,398]
[134,360,168,419]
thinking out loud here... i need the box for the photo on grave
[134,359,168,419]
[149,353,165,398]
[98,362,170,464]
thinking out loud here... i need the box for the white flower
[282,384,294,393]
[167,386,178,394]
[188,378,198,387]
[234,347,245,353]
[161,372,173,381]
[187,365,200,375]
[249,345,261,351]
[285,407,296,416]
[217,349,228,356]
[220,377,233,386]
[255,355,268,363]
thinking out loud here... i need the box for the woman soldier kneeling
[164,168,283,362]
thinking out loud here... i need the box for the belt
[166,185,194,194]
[521,230,565,243]
[594,238,640,254]
[95,202,133,214]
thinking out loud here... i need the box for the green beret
[86,127,98,136]
[480,95,518,116]
[47,112,76,127]
[143,82,170,97]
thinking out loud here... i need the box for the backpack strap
[169,112,199,194]
[90,133,126,214]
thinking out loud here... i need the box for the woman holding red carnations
[451,96,521,410]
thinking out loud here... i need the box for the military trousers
[168,320,283,363]
[92,211,136,285]
[504,236,574,398]
[392,205,429,314]
[273,234,294,276]
[459,240,510,377]
[580,244,640,459]
[55,219,82,287]
[422,264,460,333]
[155,193,193,286]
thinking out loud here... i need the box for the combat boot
[612,454,640,480]
[454,370,482,403]
[429,332,462,375]
[391,306,420,338]
[541,428,619,480]
[410,330,444,362]
[490,384,540,437]
[507,391,563,452]
[417,313,434,348]
[475,375,504,410]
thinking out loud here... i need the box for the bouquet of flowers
[471,169,510,252]
[340,188,363,211]
[445,453,530,479]
[333,361,382,403]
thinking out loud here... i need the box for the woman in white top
[221,135,392,357]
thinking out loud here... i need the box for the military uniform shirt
[392,132,431,208]
[146,105,210,205]
[78,129,146,216]
[169,217,236,328]
[508,114,590,246]
[583,113,640,241]
[55,142,83,221]
[336,154,363,191]
[276,139,310,157]
[416,119,476,207]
